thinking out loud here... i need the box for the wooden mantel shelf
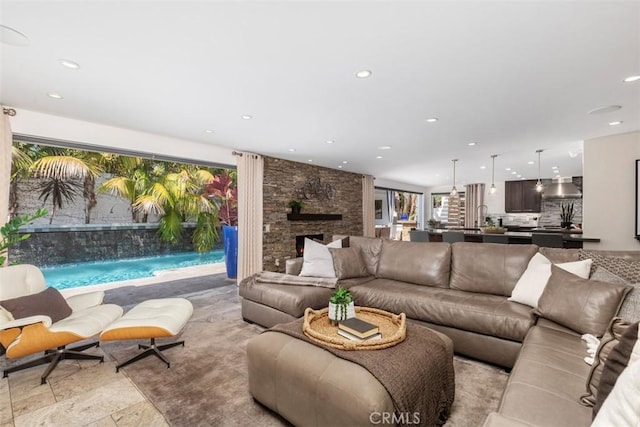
[287,213,343,221]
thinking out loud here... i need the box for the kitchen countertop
[427,229,599,242]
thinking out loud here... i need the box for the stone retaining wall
[10,224,222,267]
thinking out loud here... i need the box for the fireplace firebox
[295,234,324,257]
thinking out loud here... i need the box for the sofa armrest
[286,258,303,276]
[482,413,536,427]
[65,291,105,312]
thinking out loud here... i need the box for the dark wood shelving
[287,213,343,221]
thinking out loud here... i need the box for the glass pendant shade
[450,159,458,196]
[490,155,498,195]
[535,149,543,193]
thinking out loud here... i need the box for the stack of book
[337,317,381,341]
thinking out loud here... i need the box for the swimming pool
[41,250,225,290]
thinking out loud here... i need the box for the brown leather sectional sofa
[239,237,639,426]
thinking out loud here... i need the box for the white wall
[583,131,640,250]
[9,109,236,167]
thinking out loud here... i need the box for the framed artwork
[636,160,640,237]
[375,199,383,219]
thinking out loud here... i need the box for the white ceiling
[1,1,639,188]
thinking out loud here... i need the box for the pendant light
[450,159,458,197]
[535,149,544,192]
[490,155,498,194]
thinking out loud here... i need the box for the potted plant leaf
[288,199,305,215]
[560,202,574,229]
[328,286,355,325]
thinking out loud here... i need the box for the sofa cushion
[580,317,633,407]
[349,236,383,276]
[329,247,369,279]
[376,240,451,288]
[592,359,640,427]
[0,287,72,324]
[579,250,640,283]
[590,267,640,322]
[594,322,640,417]
[299,238,343,278]
[498,326,592,427]
[508,254,592,308]
[239,281,332,318]
[450,243,538,297]
[535,265,631,337]
[350,278,533,341]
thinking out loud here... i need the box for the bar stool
[442,232,465,243]
[482,234,509,244]
[531,233,564,248]
[409,231,430,242]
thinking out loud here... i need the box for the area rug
[101,285,509,426]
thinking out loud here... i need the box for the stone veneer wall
[10,224,221,267]
[262,157,363,273]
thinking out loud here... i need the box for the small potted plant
[560,202,574,229]
[288,199,305,214]
[328,286,355,325]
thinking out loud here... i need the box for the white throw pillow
[591,360,640,427]
[509,254,593,308]
[298,238,343,278]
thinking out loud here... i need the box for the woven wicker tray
[302,306,406,351]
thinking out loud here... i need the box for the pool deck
[59,262,228,298]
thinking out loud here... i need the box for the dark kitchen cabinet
[505,180,541,213]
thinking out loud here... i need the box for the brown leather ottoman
[247,328,454,426]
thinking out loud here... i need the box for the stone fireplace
[262,156,364,273]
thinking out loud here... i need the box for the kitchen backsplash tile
[539,198,583,227]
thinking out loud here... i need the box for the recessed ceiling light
[307,159,313,162]
[241,115,252,120]
[609,121,623,126]
[517,175,522,178]
[480,166,486,170]
[355,70,372,79]
[338,165,343,169]
[511,171,517,175]
[426,118,438,123]
[0,24,29,46]
[527,161,534,165]
[326,140,334,144]
[505,167,511,171]
[520,177,526,180]
[623,75,640,83]
[59,59,80,69]
[47,92,63,99]
[288,148,296,152]
[468,142,476,146]
[205,129,214,134]
[377,145,392,150]
[376,156,383,159]
[552,166,559,169]
[588,105,622,115]
[555,174,561,178]
[342,161,348,164]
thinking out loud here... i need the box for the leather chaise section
[497,326,592,427]
[239,281,332,317]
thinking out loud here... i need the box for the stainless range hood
[541,177,582,199]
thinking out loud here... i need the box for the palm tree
[99,156,153,222]
[133,169,219,252]
[31,155,99,224]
